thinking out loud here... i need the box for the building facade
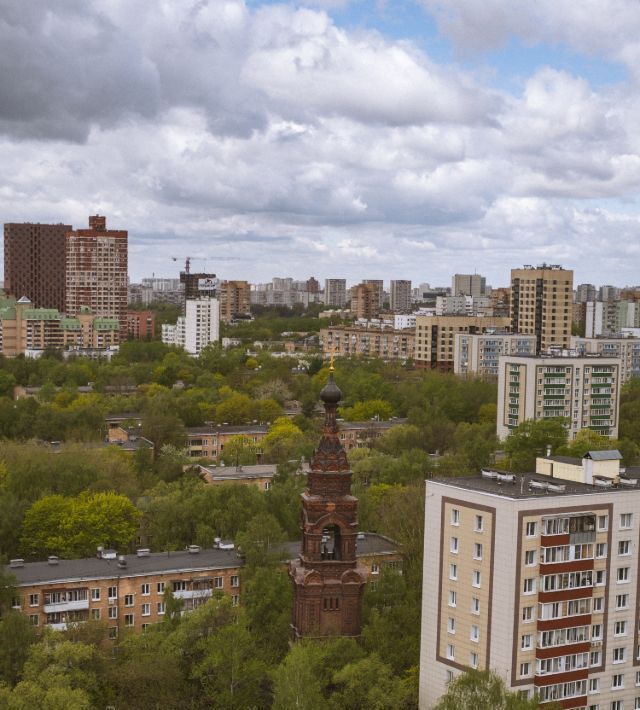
[218,280,250,324]
[324,279,347,307]
[572,336,640,384]
[350,283,380,320]
[126,311,155,340]
[162,298,220,356]
[496,354,621,440]
[290,371,367,637]
[65,216,128,338]
[363,279,385,309]
[4,222,71,312]
[320,324,415,360]
[415,315,511,370]
[511,265,573,352]
[452,274,486,298]
[454,332,537,377]
[420,465,640,709]
[390,280,412,313]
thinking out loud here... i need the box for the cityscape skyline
[2,1,640,284]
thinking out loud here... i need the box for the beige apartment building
[454,332,537,377]
[0,297,119,357]
[218,280,250,324]
[571,336,640,383]
[350,282,380,320]
[420,460,640,709]
[511,265,573,353]
[320,324,414,360]
[415,315,511,370]
[497,354,621,440]
[390,280,412,313]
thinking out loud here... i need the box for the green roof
[23,309,60,321]
[0,307,16,320]
[94,318,119,330]
[60,318,82,330]
[0,295,16,309]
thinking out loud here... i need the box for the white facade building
[161,298,219,356]
[454,332,537,377]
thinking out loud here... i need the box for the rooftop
[199,462,309,482]
[431,470,640,500]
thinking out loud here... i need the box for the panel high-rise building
[65,216,128,337]
[363,279,384,309]
[452,274,486,298]
[390,279,412,313]
[350,282,379,320]
[4,222,71,311]
[324,279,347,307]
[510,265,573,353]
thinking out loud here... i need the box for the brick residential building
[350,282,380,320]
[4,222,71,311]
[218,280,250,324]
[320,323,415,360]
[126,311,155,340]
[65,216,128,338]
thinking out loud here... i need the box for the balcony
[173,589,214,601]
[43,598,89,614]
[47,622,68,631]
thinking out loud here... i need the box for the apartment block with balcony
[497,355,621,440]
[320,323,415,361]
[454,332,537,377]
[420,465,640,709]
[572,336,640,384]
[415,315,511,371]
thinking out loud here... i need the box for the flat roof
[9,533,398,587]
[186,424,269,436]
[430,472,639,500]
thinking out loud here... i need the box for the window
[470,652,478,669]
[172,581,187,592]
[472,570,481,588]
[157,602,165,615]
[108,607,118,619]
[108,586,117,600]
[91,609,100,620]
[620,513,633,529]
[520,662,531,677]
[619,540,631,556]
[597,514,608,531]
[214,577,223,589]
[124,594,134,607]
[141,583,150,596]
[473,543,482,560]
[522,606,533,622]
[91,588,100,601]
[141,603,150,617]
[596,542,608,558]
[589,678,600,693]
[108,628,118,640]
[448,591,457,607]
[450,537,459,554]
[470,625,479,642]
[447,617,455,634]
[475,515,484,532]
[612,673,624,689]
[451,508,460,526]
[471,597,480,615]
[592,624,603,640]
[521,634,532,650]
[124,614,134,627]
[449,564,458,581]
[616,594,629,610]
[524,550,536,566]
[615,621,627,636]
[590,651,601,666]
[613,648,626,664]
[636,671,640,686]
[525,521,537,537]
[446,670,454,684]
[28,594,39,607]
[157,582,165,594]
[523,578,535,594]
[595,570,606,586]
[635,698,640,710]
[611,701,623,710]
[29,614,38,626]
[618,567,630,583]
[446,644,455,661]
[231,575,239,588]
[231,595,239,606]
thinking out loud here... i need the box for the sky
[1,1,640,287]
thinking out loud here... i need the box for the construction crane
[172,256,191,274]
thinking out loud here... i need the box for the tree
[0,612,36,686]
[236,513,287,570]
[220,435,259,466]
[141,396,187,455]
[341,399,394,422]
[262,418,308,464]
[272,642,326,710]
[433,668,550,710]
[503,418,568,472]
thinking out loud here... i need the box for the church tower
[289,366,367,638]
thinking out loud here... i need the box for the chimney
[546,445,552,458]
[117,555,127,568]
[47,555,59,566]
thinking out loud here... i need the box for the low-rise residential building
[454,332,537,377]
[420,465,640,709]
[8,533,399,637]
[415,315,511,371]
[186,424,269,460]
[199,461,310,490]
[496,354,621,440]
[338,418,408,451]
[571,335,640,383]
[320,323,414,360]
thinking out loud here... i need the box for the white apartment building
[436,295,493,316]
[454,333,537,377]
[420,462,640,709]
[572,336,640,383]
[324,279,347,307]
[161,297,219,356]
[496,355,621,440]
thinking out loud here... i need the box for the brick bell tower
[289,365,367,638]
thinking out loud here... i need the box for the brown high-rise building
[510,264,573,353]
[65,216,128,337]
[4,222,71,311]
[350,282,379,320]
[218,280,250,324]
[290,370,367,638]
